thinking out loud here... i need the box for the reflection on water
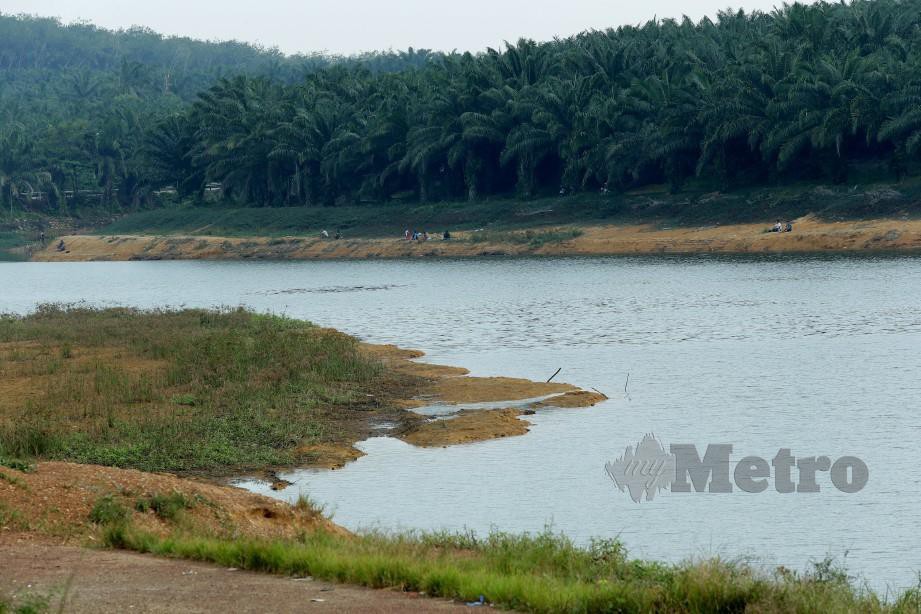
[3,253,921,592]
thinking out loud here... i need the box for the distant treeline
[5,1,921,213]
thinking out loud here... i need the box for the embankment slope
[33,216,921,261]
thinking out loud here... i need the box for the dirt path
[0,537,463,613]
[30,216,921,261]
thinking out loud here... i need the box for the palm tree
[146,114,201,196]
[192,76,288,205]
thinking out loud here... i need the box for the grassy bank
[97,179,921,240]
[98,520,919,613]
[0,306,413,473]
[4,455,919,613]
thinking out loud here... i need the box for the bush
[89,494,129,525]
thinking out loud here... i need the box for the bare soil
[0,536,463,613]
[0,461,341,541]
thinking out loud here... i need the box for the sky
[1,1,811,56]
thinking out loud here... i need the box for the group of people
[770,220,794,233]
[404,229,451,241]
[320,229,342,239]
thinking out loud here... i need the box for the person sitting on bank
[443,230,451,240]
[785,221,793,232]
[772,220,783,232]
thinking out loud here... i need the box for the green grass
[467,228,583,247]
[0,594,50,614]
[97,522,915,613]
[89,494,129,525]
[0,306,393,473]
[96,178,921,240]
[0,457,33,472]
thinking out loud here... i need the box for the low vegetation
[88,494,130,526]
[0,595,50,614]
[0,306,407,473]
[94,178,921,241]
[134,491,201,522]
[468,228,583,247]
[90,519,920,613]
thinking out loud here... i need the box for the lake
[3,255,920,592]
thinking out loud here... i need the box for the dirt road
[0,537,463,613]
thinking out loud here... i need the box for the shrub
[89,494,129,525]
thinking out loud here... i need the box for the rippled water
[3,255,920,592]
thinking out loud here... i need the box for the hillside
[6,1,921,227]
[0,14,436,213]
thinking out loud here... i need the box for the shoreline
[0,310,605,548]
[29,215,921,261]
[361,342,607,452]
[0,307,605,478]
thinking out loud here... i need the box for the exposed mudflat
[361,342,606,449]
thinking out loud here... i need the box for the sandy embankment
[31,215,921,261]
[0,461,342,543]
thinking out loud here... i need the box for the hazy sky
[2,1,809,55]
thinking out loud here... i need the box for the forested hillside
[0,14,436,212]
[5,1,921,215]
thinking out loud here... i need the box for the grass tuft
[0,457,33,473]
[88,494,129,525]
[0,594,50,614]
[134,491,200,522]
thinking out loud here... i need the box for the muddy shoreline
[361,342,606,452]
[29,216,921,261]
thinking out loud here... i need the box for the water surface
[3,255,920,592]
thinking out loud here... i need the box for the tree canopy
[6,1,921,214]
